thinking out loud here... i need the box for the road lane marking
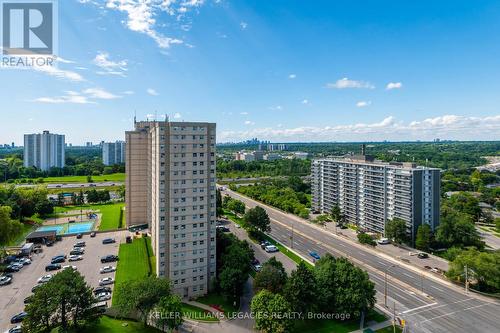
[431,285,444,292]
[420,303,489,323]
[401,302,438,314]
[403,272,414,279]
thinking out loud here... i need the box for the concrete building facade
[126,120,217,298]
[102,141,126,165]
[311,155,440,243]
[23,131,65,171]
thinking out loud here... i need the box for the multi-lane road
[222,188,500,333]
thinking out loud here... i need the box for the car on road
[96,292,112,301]
[377,238,391,245]
[100,266,116,274]
[94,286,112,295]
[264,245,279,253]
[74,241,86,247]
[309,251,321,260]
[45,263,61,272]
[101,255,119,263]
[51,257,65,264]
[76,233,83,239]
[69,255,83,262]
[38,274,53,284]
[102,238,116,244]
[70,248,85,255]
[417,253,429,259]
[5,325,23,333]
[90,232,96,238]
[99,277,114,286]
[260,240,271,249]
[10,312,27,324]
[0,275,12,286]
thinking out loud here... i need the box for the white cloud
[240,21,248,30]
[240,112,249,115]
[34,65,85,82]
[93,52,128,76]
[356,101,371,108]
[244,120,255,125]
[302,99,309,105]
[147,88,159,96]
[219,115,500,142]
[288,74,296,79]
[386,82,403,90]
[268,105,283,111]
[123,90,135,95]
[327,77,374,89]
[83,88,121,99]
[173,112,182,119]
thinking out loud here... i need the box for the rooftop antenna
[165,114,169,122]
[155,110,158,122]
[134,110,137,124]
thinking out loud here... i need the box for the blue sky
[1,0,500,144]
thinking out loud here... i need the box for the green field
[41,173,125,183]
[50,316,162,333]
[51,203,124,231]
[181,303,219,322]
[196,292,239,314]
[292,309,387,333]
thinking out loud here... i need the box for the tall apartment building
[126,120,217,298]
[102,141,126,165]
[311,154,440,243]
[24,131,65,171]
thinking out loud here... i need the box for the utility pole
[465,265,469,294]
[385,270,388,307]
[393,301,396,333]
[290,223,294,248]
[421,273,424,294]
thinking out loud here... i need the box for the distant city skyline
[1,1,500,143]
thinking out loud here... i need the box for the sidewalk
[352,320,395,333]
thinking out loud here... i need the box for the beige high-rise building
[126,120,217,298]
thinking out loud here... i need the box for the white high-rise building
[102,141,126,165]
[311,154,440,243]
[23,131,65,171]
[125,120,217,298]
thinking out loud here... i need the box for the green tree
[244,206,271,233]
[436,210,483,249]
[35,200,54,217]
[314,254,338,313]
[216,189,223,217]
[415,224,432,251]
[154,295,184,332]
[218,239,253,300]
[284,261,317,314]
[114,276,172,325]
[385,218,408,244]
[330,205,341,223]
[251,290,293,333]
[253,257,288,293]
[0,206,22,245]
[227,199,246,215]
[57,192,65,207]
[357,232,376,246]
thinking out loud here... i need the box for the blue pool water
[67,222,94,234]
[37,225,65,234]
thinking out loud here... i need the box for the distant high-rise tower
[24,131,65,171]
[126,120,217,298]
[102,141,126,165]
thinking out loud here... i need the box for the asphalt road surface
[222,188,500,333]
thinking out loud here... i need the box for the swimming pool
[36,221,94,235]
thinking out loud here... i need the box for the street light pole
[384,264,397,307]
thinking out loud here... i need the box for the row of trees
[234,177,311,218]
[217,159,311,179]
[250,255,376,332]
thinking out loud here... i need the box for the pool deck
[38,213,101,235]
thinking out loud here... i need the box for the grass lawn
[6,222,36,246]
[375,326,402,333]
[50,316,162,333]
[41,173,125,183]
[181,303,219,322]
[292,310,387,333]
[196,292,239,314]
[51,203,124,231]
[113,237,154,303]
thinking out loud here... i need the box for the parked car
[90,232,96,238]
[0,275,12,286]
[377,238,391,245]
[70,249,84,256]
[252,264,262,272]
[45,263,61,272]
[5,265,20,273]
[417,253,429,259]
[102,238,116,244]
[10,312,27,324]
[260,240,271,249]
[38,274,53,284]
[100,266,116,274]
[31,285,41,293]
[52,254,67,260]
[216,225,230,232]
[51,257,65,264]
[264,245,279,253]
[94,286,112,295]
[74,241,86,247]
[6,325,22,333]
[46,240,54,247]
[76,233,83,239]
[68,255,83,262]
[96,292,112,301]
[24,295,33,304]
[62,265,77,271]
[100,255,119,263]
[99,277,114,286]
[309,251,321,260]
[16,258,31,265]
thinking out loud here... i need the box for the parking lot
[0,230,127,332]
